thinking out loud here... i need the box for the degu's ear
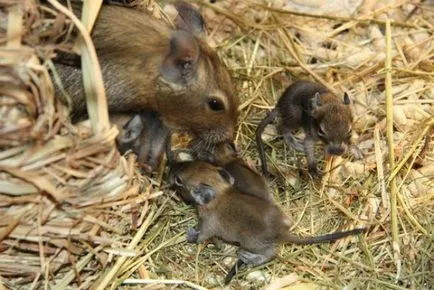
[311,92,322,110]
[160,30,199,85]
[174,1,207,38]
[218,168,235,186]
[343,92,351,105]
[193,183,216,205]
[121,115,144,144]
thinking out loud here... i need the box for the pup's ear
[174,1,206,38]
[218,168,235,186]
[343,92,351,105]
[311,92,322,110]
[194,183,216,204]
[120,115,144,144]
[160,30,199,85]
[226,141,238,154]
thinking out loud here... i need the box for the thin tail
[282,228,366,245]
[224,259,245,285]
[255,109,278,176]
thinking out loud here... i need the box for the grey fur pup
[256,80,363,178]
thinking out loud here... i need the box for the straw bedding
[0,0,433,289]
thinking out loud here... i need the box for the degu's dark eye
[318,126,326,136]
[174,176,183,186]
[207,97,225,112]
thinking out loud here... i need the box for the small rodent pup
[256,80,362,178]
[169,160,366,284]
[56,1,238,148]
[111,111,169,172]
[193,142,272,201]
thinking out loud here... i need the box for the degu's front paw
[187,227,199,243]
[349,145,364,160]
[308,164,323,179]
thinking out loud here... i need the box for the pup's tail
[282,228,367,245]
[255,109,278,176]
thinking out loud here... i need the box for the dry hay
[0,0,153,289]
[1,0,434,289]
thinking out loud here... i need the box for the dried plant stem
[92,210,156,290]
[278,28,339,96]
[324,191,360,222]
[0,165,65,202]
[195,244,203,285]
[116,234,186,290]
[389,121,433,182]
[6,3,22,48]
[374,124,389,210]
[252,1,419,29]
[238,68,284,111]
[52,246,104,290]
[122,278,208,290]
[94,196,171,289]
[47,0,109,135]
[325,0,411,39]
[385,19,401,281]
[394,68,434,77]
[0,277,5,290]
[197,0,270,30]
[0,209,25,242]
[395,166,429,236]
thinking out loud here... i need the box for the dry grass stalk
[122,278,208,290]
[385,18,401,281]
[47,0,109,134]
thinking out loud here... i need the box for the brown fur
[193,142,272,201]
[169,160,366,283]
[111,111,169,173]
[56,2,238,146]
[256,80,360,178]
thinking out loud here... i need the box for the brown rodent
[169,160,366,283]
[193,142,272,201]
[111,111,170,173]
[56,1,238,147]
[256,80,362,178]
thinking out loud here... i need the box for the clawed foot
[187,227,199,243]
[283,132,304,152]
[308,165,323,179]
[349,145,364,160]
[291,140,304,152]
[238,248,275,265]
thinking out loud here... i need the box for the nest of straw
[1,0,433,289]
[0,0,155,288]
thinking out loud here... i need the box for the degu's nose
[327,145,345,156]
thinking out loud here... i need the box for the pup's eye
[227,141,237,153]
[174,176,183,186]
[318,126,326,137]
[207,98,225,112]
